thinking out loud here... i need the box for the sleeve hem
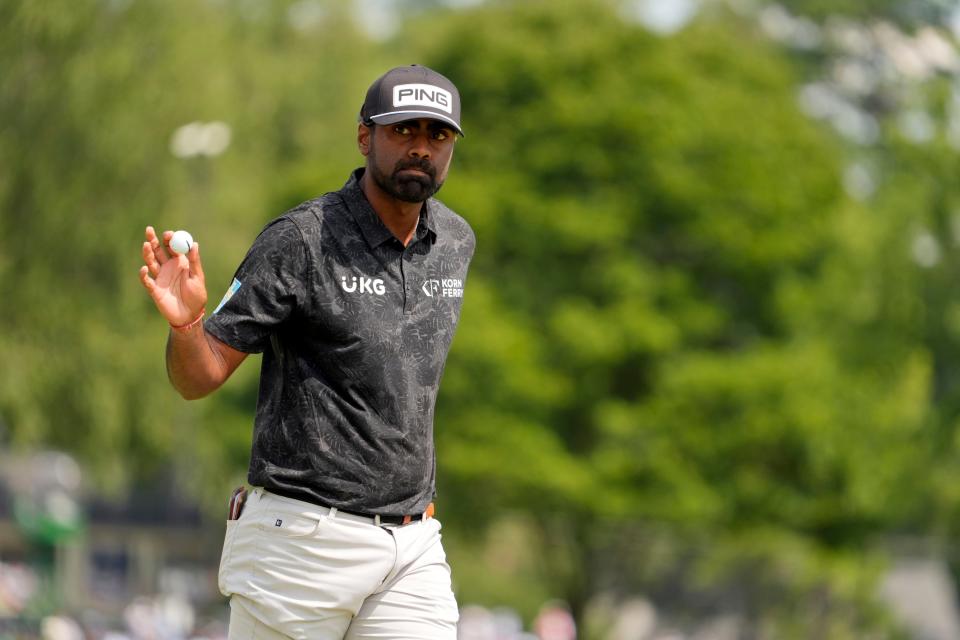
[205,320,265,354]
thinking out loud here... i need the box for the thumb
[187,242,205,281]
[174,252,190,272]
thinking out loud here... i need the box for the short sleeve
[205,218,309,353]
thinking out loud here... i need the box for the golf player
[139,64,474,639]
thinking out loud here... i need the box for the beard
[368,146,444,203]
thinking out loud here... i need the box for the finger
[168,253,190,279]
[148,226,171,264]
[187,242,205,281]
[142,241,161,277]
[162,230,178,253]
[139,265,157,294]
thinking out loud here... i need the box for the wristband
[170,309,205,332]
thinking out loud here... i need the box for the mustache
[393,157,436,179]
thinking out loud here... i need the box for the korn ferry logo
[422,278,463,298]
[341,275,385,296]
[394,84,453,114]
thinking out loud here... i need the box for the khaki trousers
[218,488,459,639]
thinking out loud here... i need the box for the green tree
[404,0,930,633]
[2,0,953,634]
[0,0,384,503]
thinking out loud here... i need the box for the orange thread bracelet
[170,309,205,332]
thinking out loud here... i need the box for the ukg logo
[341,275,386,296]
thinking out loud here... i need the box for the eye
[432,129,453,141]
[393,124,411,135]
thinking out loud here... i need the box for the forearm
[165,323,233,400]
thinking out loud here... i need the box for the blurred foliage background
[4,0,960,637]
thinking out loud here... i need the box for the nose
[408,131,431,159]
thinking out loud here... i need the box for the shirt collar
[341,168,438,249]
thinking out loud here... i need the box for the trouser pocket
[218,519,240,596]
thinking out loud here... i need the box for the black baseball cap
[359,64,464,136]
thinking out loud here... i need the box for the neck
[359,171,423,247]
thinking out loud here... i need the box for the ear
[358,123,371,157]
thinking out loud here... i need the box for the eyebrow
[396,120,455,134]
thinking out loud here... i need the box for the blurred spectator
[41,614,84,640]
[459,605,497,640]
[0,561,39,615]
[123,592,195,640]
[490,607,524,638]
[606,598,657,640]
[458,604,539,640]
[533,601,576,640]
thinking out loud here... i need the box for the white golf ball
[169,230,193,255]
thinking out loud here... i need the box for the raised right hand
[139,226,208,327]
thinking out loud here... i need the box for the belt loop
[328,507,338,519]
[374,514,382,526]
[421,512,427,522]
